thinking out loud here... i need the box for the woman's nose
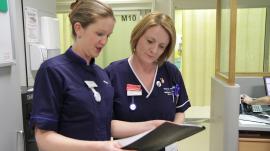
[150,44,159,54]
[99,37,107,45]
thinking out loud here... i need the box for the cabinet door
[0,0,24,150]
[239,138,270,151]
[0,68,24,151]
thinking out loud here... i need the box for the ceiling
[174,0,270,9]
[56,0,270,10]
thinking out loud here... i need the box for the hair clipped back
[130,12,176,65]
[70,0,82,10]
[69,0,115,37]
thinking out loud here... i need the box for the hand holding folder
[116,122,205,151]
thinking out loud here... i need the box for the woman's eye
[159,45,165,49]
[97,32,104,36]
[147,40,153,44]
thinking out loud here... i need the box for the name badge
[126,84,142,96]
[84,81,98,88]
[84,81,101,102]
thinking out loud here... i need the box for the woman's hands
[111,120,167,139]
[150,120,166,128]
[240,94,253,105]
[97,141,135,151]
[35,128,135,151]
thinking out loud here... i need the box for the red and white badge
[126,84,142,96]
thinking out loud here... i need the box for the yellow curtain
[175,8,266,106]
[175,10,216,106]
[236,8,266,72]
[57,13,73,53]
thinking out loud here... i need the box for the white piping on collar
[128,56,158,98]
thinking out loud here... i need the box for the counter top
[239,114,270,131]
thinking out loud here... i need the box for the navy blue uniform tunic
[30,48,114,141]
[105,58,191,122]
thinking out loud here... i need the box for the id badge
[84,81,101,102]
[126,84,142,96]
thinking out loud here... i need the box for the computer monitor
[263,77,270,96]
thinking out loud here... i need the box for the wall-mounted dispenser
[40,16,60,59]
[29,16,60,71]
[29,44,47,71]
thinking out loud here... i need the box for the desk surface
[239,114,270,131]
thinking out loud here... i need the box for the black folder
[118,122,205,151]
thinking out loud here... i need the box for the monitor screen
[264,77,270,96]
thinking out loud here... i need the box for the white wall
[236,77,265,97]
[153,0,174,17]
[0,0,24,150]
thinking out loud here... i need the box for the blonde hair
[69,0,115,37]
[130,12,176,65]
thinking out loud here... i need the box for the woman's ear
[74,22,83,38]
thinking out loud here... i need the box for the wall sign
[24,7,39,43]
[0,0,8,12]
[121,14,137,22]
[0,0,15,67]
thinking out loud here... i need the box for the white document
[116,129,153,147]
[239,120,267,125]
[24,7,39,43]
[239,114,270,124]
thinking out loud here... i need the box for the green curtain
[96,12,139,68]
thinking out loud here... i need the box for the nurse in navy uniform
[30,0,131,151]
[105,12,191,151]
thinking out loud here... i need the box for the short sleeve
[30,62,63,131]
[175,72,191,112]
[165,62,191,113]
